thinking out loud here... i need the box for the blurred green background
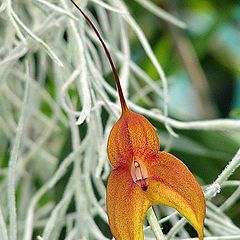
[124,0,240,227]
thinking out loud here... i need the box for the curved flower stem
[146,207,165,240]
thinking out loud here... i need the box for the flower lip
[131,160,149,191]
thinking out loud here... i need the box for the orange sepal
[106,151,205,240]
[146,151,206,240]
[107,111,159,168]
[106,166,151,240]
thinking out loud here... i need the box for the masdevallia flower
[107,109,205,240]
[71,1,206,239]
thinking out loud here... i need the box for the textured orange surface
[107,110,159,168]
[106,167,151,240]
[107,111,205,240]
[147,151,205,239]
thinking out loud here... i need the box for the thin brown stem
[70,0,129,113]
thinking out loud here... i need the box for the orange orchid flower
[71,1,206,239]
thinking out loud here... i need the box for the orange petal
[107,111,159,168]
[106,166,151,240]
[146,151,206,240]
